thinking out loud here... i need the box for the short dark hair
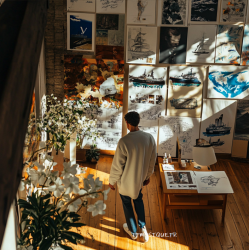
[124,111,140,127]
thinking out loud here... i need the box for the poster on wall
[186,25,216,63]
[96,14,125,59]
[96,0,125,13]
[220,0,248,23]
[167,66,204,118]
[207,66,249,99]
[200,99,237,154]
[234,100,249,140]
[127,0,156,25]
[159,27,188,64]
[215,25,244,64]
[127,26,157,64]
[189,0,219,23]
[67,13,95,52]
[138,121,159,143]
[241,25,249,66]
[67,0,95,12]
[159,116,200,158]
[128,65,167,127]
[160,0,188,26]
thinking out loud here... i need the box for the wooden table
[158,157,228,223]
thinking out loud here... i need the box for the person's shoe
[123,223,138,240]
[141,226,149,242]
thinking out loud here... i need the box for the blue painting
[215,25,243,64]
[241,25,249,66]
[208,65,249,99]
[67,13,95,51]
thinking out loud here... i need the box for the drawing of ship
[170,68,201,86]
[206,114,231,135]
[170,98,198,109]
[129,69,165,86]
[209,138,224,146]
[129,29,154,59]
[193,33,209,54]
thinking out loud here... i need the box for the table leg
[222,194,227,223]
[163,193,166,221]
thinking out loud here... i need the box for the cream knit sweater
[109,130,157,199]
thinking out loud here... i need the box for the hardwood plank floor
[74,156,249,250]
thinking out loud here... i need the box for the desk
[158,157,228,222]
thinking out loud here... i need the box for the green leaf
[61,231,84,240]
[67,223,86,228]
[41,193,51,201]
[61,232,77,244]
[39,237,53,250]
[58,243,74,250]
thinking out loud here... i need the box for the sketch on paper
[129,69,166,88]
[159,117,200,158]
[67,0,95,12]
[200,99,237,153]
[241,25,249,66]
[159,27,188,64]
[215,25,244,64]
[96,14,125,60]
[234,100,249,140]
[170,98,198,109]
[208,66,249,99]
[186,25,216,63]
[220,0,247,23]
[161,0,187,25]
[96,0,125,13]
[127,0,156,25]
[190,0,219,22]
[195,171,233,193]
[64,56,124,108]
[128,66,167,125]
[127,26,157,64]
[164,171,197,190]
[138,121,158,144]
[168,66,203,118]
[67,13,95,52]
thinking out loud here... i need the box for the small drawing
[200,175,220,186]
[137,0,148,21]
[170,68,201,86]
[170,98,198,109]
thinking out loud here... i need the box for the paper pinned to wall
[167,66,204,118]
[127,26,157,64]
[96,0,125,13]
[207,65,249,99]
[67,0,95,12]
[241,24,249,66]
[200,99,237,154]
[127,0,156,25]
[159,116,200,159]
[186,25,216,63]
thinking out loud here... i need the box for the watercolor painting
[215,25,243,64]
[220,0,247,23]
[241,24,249,66]
[208,65,249,99]
[67,13,95,52]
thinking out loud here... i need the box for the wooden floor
[69,155,249,250]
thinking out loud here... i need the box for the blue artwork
[208,70,249,98]
[69,14,93,51]
[215,25,243,64]
[241,25,249,66]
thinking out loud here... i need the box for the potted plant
[86,144,100,163]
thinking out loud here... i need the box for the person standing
[109,111,157,242]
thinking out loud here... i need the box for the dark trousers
[120,189,146,234]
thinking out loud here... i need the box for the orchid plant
[35,94,100,153]
[18,149,110,250]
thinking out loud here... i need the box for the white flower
[61,162,78,178]
[87,200,106,216]
[48,178,64,197]
[62,176,80,194]
[103,188,110,200]
[68,198,82,212]
[78,189,87,195]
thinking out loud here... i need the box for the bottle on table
[168,154,172,163]
[163,153,168,164]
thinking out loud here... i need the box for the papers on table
[164,171,197,190]
[162,164,175,171]
[195,171,234,194]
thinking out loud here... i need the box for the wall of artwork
[45,0,249,156]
